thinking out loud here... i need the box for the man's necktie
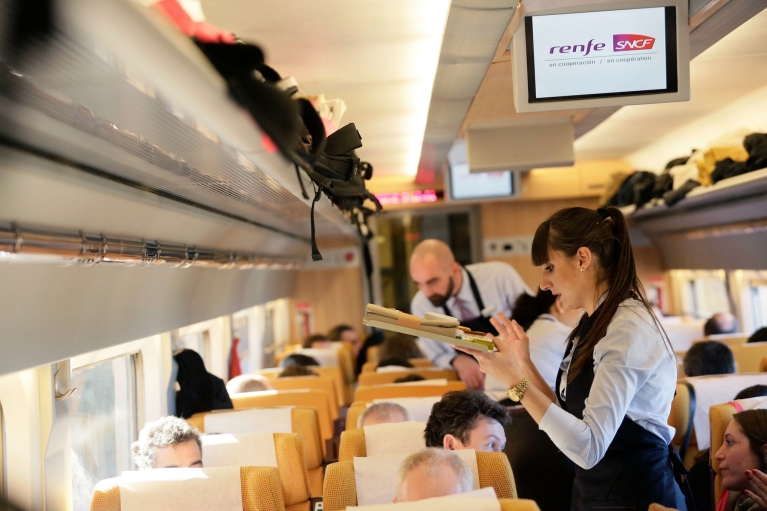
[453,297,476,322]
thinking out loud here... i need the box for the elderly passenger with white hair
[131,416,203,470]
[393,448,473,503]
[358,402,411,428]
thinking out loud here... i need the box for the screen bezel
[447,163,516,202]
[524,6,679,103]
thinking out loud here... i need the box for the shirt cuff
[538,401,577,448]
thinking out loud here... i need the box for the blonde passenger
[393,448,473,503]
[132,416,203,470]
[225,374,274,395]
[358,402,410,428]
[715,409,767,511]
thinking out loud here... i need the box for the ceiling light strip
[0,222,301,269]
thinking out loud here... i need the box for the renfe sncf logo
[613,34,655,51]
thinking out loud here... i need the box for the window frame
[0,401,5,500]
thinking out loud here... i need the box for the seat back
[710,397,767,504]
[366,346,380,364]
[268,376,339,420]
[761,356,767,373]
[322,452,517,510]
[667,382,697,465]
[346,396,441,429]
[354,381,466,401]
[332,494,538,511]
[89,466,285,511]
[358,369,458,386]
[231,390,334,449]
[339,424,429,462]
[361,359,434,373]
[730,342,767,372]
[256,366,347,407]
[692,334,750,347]
[201,432,311,508]
[663,320,706,353]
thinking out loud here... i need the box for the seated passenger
[132,416,203,469]
[279,365,318,378]
[174,349,233,418]
[749,327,767,344]
[376,356,414,371]
[303,333,332,349]
[225,374,274,395]
[683,340,736,377]
[714,410,767,510]
[358,402,411,428]
[328,324,361,356]
[394,374,427,384]
[704,313,739,336]
[393,448,472,503]
[512,290,581,390]
[736,385,767,400]
[424,390,509,452]
[379,333,424,361]
[280,353,320,368]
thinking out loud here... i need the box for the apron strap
[668,444,697,511]
[441,266,488,318]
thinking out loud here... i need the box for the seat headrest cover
[687,374,767,449]
[354,450,479,506]
[371,397,440,423]
[202,432,278,468]
[348,487,499,511]
[296,348,338,367]
[204,407,293,434]
[119,466,241,511]
[363,422,427,458]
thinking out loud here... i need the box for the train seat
[354,381,466,402]
[334,488,538,511]
[358,368,458,386]
[275,345,355,403]
[268,376,340,420]
[648,505,679,511]
[710,397,767,503]
[346,395,441,429]
[667,382,697,466]
[201,432,311,509]
[760,356,767,372]
[366,346,380,364]
[323,451,517,510]
[663,319,707,352]
[692,334,750,347]
[360,358,434,373]
[188,407,324,498]
[89,466,285,511]
[257,366,347,407]
[339,422,427,461]
[729,342,767,372]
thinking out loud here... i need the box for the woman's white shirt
[527,314,572,391]
[538,298,677,470]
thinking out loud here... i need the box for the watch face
[508,390,520,402]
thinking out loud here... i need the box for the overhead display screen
[449,163,513,201]
[525,6,678,102]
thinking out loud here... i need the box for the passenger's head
[328,324,360,355]
[377,357,413,369]
[303,334,331,349]
[424,390,509,452]
[132,416,203,470]
[393,448,473,503]
[704,313,739,336]
[683,340,736,377]
[358,402,411,428]
[735,385,767,400]
[394,374,427,384]
[512,290,581,330]
[715,410,767,490]
[532,207,655,384]
[749,327,767,344]
[409,239,461,308]
[225,374,274,395]
[379,333,423,361]
[281,353,320,368]
[279,365,319,378]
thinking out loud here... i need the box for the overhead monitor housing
[445,140,520,203]
[512,0,690,113]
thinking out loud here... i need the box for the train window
[752,281,767,329]
[70,355,139,511]
[174,329,212,369]
[690,276,730,319]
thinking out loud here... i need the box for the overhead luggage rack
[0,0,355,241]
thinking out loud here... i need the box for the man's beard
[427,276,454,307]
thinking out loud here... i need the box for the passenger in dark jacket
[174,349,233,418]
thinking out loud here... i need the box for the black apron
[441,268,497,335]
[556,337,689,511]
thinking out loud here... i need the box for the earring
[580,268,585,273]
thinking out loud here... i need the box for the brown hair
[379,332,423,361]
[733,410,767,471]
[303,333,329,349]
[532,206,667,383]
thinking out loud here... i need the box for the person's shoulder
[607,298,663,340]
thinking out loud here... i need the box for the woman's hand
[745,469,767,510]
[454,313,527,389]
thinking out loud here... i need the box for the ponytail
[532,206,664,383]
[512,290,557,331]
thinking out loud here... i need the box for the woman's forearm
[519,357,558,404]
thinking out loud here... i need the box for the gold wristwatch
[507,377,530,402]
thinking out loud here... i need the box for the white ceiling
[575,7,767,171]
[200,0,451,178]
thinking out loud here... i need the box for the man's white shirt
[410,262,532,368]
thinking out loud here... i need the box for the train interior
[1,0,766,510]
